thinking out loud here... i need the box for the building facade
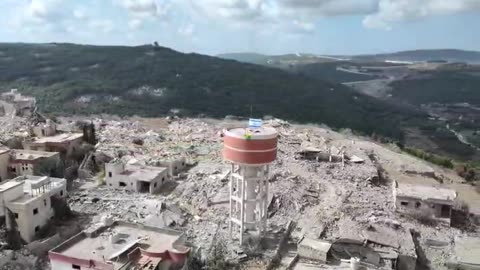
[8,149,60,178]
[23,133,84,156]
[105,161,169,194]
[1,176,67,243]
[393,181,457,224]
[0,146,10,182]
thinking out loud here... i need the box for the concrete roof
[11,149,59,161]
[0,180,23,193]
[125,164,167,182]
[51,222,186,269]
[6,176,65,205]
[31,133,83,144]
[0,145,10,155]
[452,236,480,267]
[299,238,332,252]
[395,182,456,202]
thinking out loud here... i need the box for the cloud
[277,0,377,16]
[89,20,115,33]
[118,0,164,18]
[73,8,88,20]
[24,0,64,23]
[292,20,315,32]
[178,23,195,36]
[128,19,143,30]
[363,0,480,30]
[192,0,270,21]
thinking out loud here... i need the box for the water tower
[223,123,278,244]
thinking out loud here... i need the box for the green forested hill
[391,72,480,105]
[0,43,422,139]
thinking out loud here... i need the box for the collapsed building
[49,220,189,270]
[297,224,417,270]
[393,181,457,225]
[23,132,84,156]
[0,175,67,243]
[0,89,36,117]
[0,146,60,181]
[8,149,60,177]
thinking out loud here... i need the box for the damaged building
[49,221,189,270]
[0,175,67,243]
[0,89,36,117]
[23,132,84,156]
[297,224,417,270]
[393,181,457,224]
[8,149,60,177]
[105,160,169,194]
[0,146,60,180]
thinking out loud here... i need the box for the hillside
[391,71,480,105]
[0,43,420,140]
[293,62,379,83]
[216,52,269,65]
[352,49,480,64]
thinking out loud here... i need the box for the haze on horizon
[0,0,479,56]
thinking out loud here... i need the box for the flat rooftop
[395,182,456,202]
[31,133,83,144]
[0,180,23,193]
[125,165,167,182]
[0,145,9,155]
[6,176,66,205]
[51,222,185,268]
[11,149,59,161]
[453,236,480,266]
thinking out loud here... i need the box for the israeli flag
[249,118,262,129]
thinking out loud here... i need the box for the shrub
[403,147,454,169]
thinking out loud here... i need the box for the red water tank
[223,127,278,165]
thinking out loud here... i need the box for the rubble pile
[91,118,222,163]
[1,104,477,270]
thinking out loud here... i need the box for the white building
[105,160,169,194]
[0,89,36,116]
[0,146,10,182]
[0,175,67,243]
[23,132,83,156]
[32,119,57,137]
[157,157,187,177]
[393,181,457,224]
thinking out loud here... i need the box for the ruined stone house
[8,149,60,178]
[0,146,60,181]
[105,160,169,194]
[23,133,84,157]
[393,181,456,224]
[32,119,57,137]
[0,89,36,117]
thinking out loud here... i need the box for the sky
[0,0,479,55]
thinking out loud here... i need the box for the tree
[34,158,65,178]
[51,196,73,220]
[206,240,227,270]
[181,249,204,270]
[82,122,97,145]
[6,209,23,250]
